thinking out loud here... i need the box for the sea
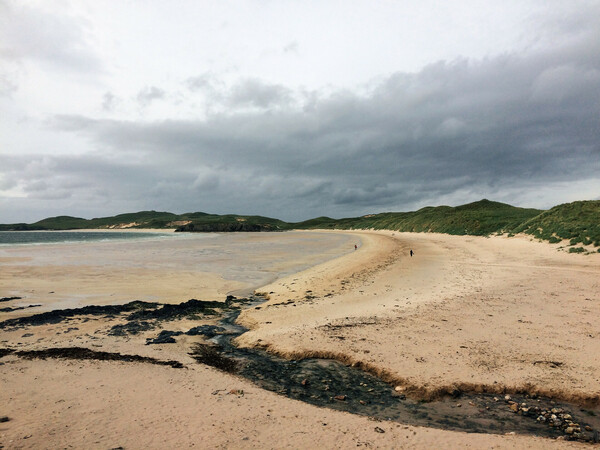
[0,230,176,246]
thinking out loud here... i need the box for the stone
[0,416,9,423]
[334,395,346,401]
[504,394,511,401]
[394,386,405,392]
[565,427,575,435]
[374,427,385,433]
[509,403,519,413]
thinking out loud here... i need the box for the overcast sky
[1,0,599,223]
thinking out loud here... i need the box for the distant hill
[0,211,286,232]
[1,200,599,252]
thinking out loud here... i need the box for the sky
[1,0,599,223]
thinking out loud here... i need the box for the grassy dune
[512,200,600,252]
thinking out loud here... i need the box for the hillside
[0,211,286,232]
[512,200,600,251]
[294,200,542,236]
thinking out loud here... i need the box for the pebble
[505,399,596,442]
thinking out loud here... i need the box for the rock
[509,403,519,413]
[334,395,346,401]
[374,427,385,433]
[301,379,309,386]
[585,425,592,431]
[565,427,575,435]
[186,325,226,338]
[493,396,499,402]
[394,386,405,392]
[456,403,462,408]
[563,414,572,420]
[0,416,9,423]
[145,330,183,345]
[504,394,511,402]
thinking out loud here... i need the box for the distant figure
[354,244,357,250]
[410,249,414,257]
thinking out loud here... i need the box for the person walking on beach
[410,249,414,257]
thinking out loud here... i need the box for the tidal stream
[197,300,600,443]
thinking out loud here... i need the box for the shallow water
[0,230,175,246]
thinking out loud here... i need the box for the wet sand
[0,231,354,312]
[1,230,599,448]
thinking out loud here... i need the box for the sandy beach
[1,230,599,448]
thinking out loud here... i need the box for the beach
[1,230,599,448]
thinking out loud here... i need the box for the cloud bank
[1,1,599,222]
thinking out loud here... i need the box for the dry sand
[1,230,599,449]
[238,231,600,404]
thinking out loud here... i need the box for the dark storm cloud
[27,18,600,220]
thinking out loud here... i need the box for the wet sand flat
[0,231,355,313]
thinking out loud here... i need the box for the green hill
[512,200,600,251]
[293,200,542,236]
[175,213,288,232]
[0,210,287,232]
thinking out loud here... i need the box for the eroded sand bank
[1,230,598,448]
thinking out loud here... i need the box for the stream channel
[195,298,600,443]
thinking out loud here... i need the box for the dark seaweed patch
[12,347,184,368]
[188,343,238,373]
[0,301,160,329]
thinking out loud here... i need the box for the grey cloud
[228,78,293,108]
[102,92,118,111]
[185,75,294,110]
[136,86,166,107]
[283,42,299,54]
